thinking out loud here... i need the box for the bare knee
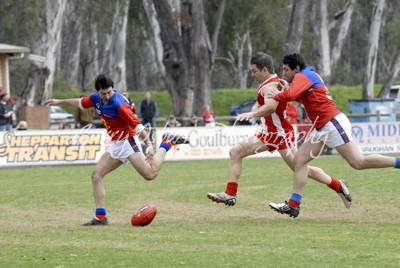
[347,159,364,170]
[293,156,307,169]
[230,145,245,160]
[142,172,158,181]
[91,170,103,183]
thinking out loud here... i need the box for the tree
[283,0,308,56]
[151,0,225,116]
[101,0,130,91]
[21,0,67,106]
[309,0,355,85]
[363,0,386,99]
[60,0,86,87]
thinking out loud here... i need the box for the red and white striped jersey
[257,75,294,137]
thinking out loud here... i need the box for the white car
[49,106,74,129]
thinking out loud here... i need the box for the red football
[131,204,157,227]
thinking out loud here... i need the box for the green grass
[1,156,399,267]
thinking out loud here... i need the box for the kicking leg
[208,136,268,205]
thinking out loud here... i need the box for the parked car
[49,105,74,129]
[230,98,257,125]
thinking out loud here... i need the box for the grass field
[1,156,399,267]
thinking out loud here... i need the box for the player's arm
[235,83,278,122]
[44,98,80,108]
[119,104,153,151]
[137,126,154,160]
[269,74,313,102]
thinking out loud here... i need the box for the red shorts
[255,131,296,152]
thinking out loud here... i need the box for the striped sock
[288,193,302,208]
[95,208,106,220]
[159,140,172,152]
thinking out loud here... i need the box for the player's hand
[266,87,281,99]
[44,99,60,106]
[235,112,255,122]
[145,146,154,161]
[278,79,289,91]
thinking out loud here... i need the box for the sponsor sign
[1,121,399,167]
[158,126,280,161]
[0,129,108,167]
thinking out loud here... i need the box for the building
[0,43,30,95]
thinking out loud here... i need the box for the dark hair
[94,73,114,91]
[250,52,275,74]
[282,53,307,71]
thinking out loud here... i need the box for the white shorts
[106,136,143,164]
[308,113,353,148]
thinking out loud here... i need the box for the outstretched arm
[44,98,80,108]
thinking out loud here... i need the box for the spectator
[138,91,158,142]
[58,122,71,129]
[16,120,28,130]
[122,91,136,114]
[202,104,216,127]
[75,94,94,129]
[190,115,201,127]
[166,114,182,128]
[286,101,299,125]
[0,92,14,131]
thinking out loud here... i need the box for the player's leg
[279,146,328,184]
[278,146,352,208]
[336,140,396,169]
[228,135,268,183]
[128,149,166,180]
[269,138,325,218]
[81,152,123,226]
[329,112,398,169]
[129,132,189,180]
[207,135,268,206]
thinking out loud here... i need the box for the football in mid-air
[131,204,157,227]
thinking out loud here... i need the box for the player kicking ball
[207,52,351,216]
[44,73,189,226]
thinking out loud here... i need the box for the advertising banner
[1,121,400,168]
[157,125,280,161]
[0,129,108,167]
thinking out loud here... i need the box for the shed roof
[0,43,30,54]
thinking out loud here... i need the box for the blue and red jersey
[274,66,340,130]
[80,90,142,141]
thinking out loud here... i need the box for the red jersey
[258,75,294,137]
[203,111,215,124]
[80,90,142,141]
[274,66,340,130]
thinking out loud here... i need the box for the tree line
[0,0,399,117]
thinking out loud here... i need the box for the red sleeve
[274,74,313,102]
[81,96,93,109]
[118,104,141,129]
